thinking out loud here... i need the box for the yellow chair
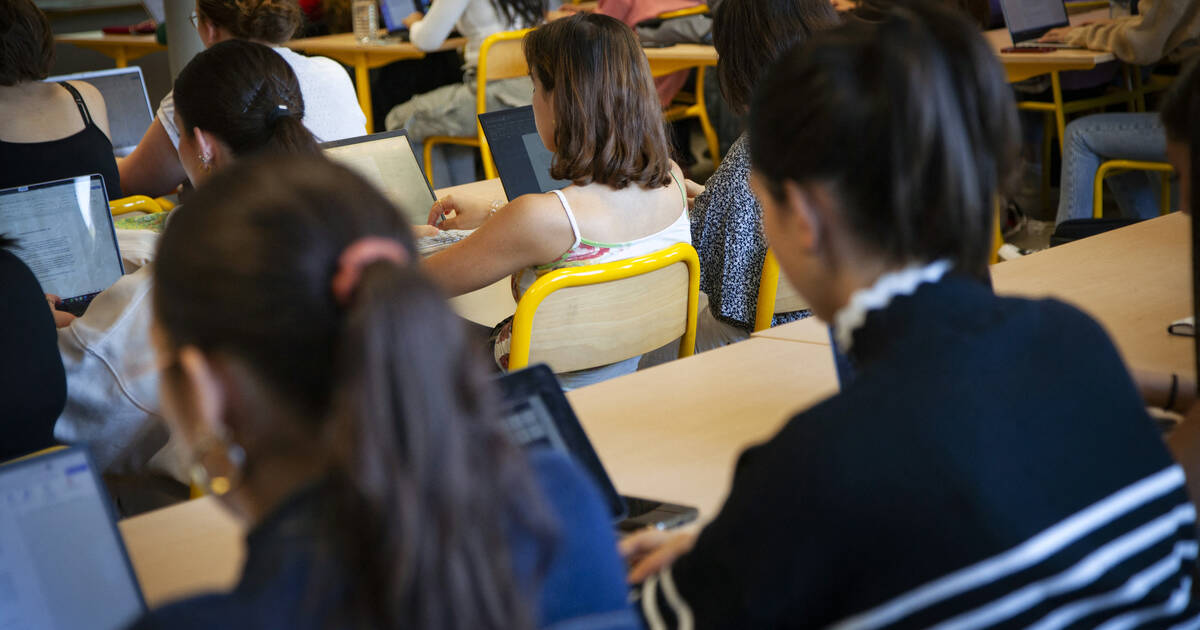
[753,249,809,332]
[507,243,701,372]
[656,5,720,169]
[1092,160,1174,218]
[1064,0,1108,11]
[109,195,164,216]
[423,28,532,186]
[3,445,66,465]
[657,4,709,19]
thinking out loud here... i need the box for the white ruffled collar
[832,260,952,352]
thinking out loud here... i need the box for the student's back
[627,4,1199,627]
[0,0,120,199]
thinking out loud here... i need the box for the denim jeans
[1056,113,1169,225]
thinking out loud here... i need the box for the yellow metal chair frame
[657,4,708,19]
[1092,160,1174,219]
[753,249,812,332]
[3,445,66,465]
[1064,0,1108,10]
[423,28,532,186]
[507,242,701,371]
[109,195,165,216]
[656,5,720,169]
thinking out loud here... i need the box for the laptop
[998,0,1082,48]
[379,0,431,40]
[479,106,571,201]
[495,365,699,532]
[0,447,146,630]
[0,175,125,316]
[322,129,442,226]
[45,67,154,158]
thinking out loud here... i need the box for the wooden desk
[55,31,165,68]
[284,34,467,131]
[119,336,837,607]
[432,178,517,326]
[991,213,1192,381]
[751,316,832,346]
[643,43,717,77]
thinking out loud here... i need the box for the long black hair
[491,0,546,29]
[153,154,556,630]
[749,0,1018,281]
[174,39,318,157]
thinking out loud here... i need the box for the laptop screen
[45,68,153,157]
[0,176,124,302]
[0,448,145,630]
[322,130,436,225]
[495,365,628,521]
[479,106,570,201]
[999,0,1070,42]
[380,0,418,32]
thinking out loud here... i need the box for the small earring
[189,436,246,496]
[199,154,212,172]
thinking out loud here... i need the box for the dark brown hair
[0,0,54,86]
[153,154,556,630]
[198,0,301,43]
[850,0,990,29]
[174,40,318,157]
[749,0,1018,281]
[523,13,673,190]
[712,0,840,114]
[1162,60,1200,216]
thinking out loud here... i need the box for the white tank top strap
[551,189,583,250]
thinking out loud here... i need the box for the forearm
[409,0,469,50]
[118,120,187,197]
[1066,1,1180,65]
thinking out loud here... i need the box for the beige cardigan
[1066,0,1200,65]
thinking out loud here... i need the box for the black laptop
[479,106,571,201]
[998,0,1082,48]
[495,365,698,532]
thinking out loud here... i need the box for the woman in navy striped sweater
[623,2,1200,627]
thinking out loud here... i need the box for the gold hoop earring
[189,435,246,496]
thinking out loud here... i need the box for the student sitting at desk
[0,0,120,200]
[383,0,549,186]
[118,0,364,198]
[54,41,326,499]
[130,153,637,630]
[623,3,1200,627]
[422,14,691,389]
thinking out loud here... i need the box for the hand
[45,294,76,329]
[619,529,698,584]
[402,11,423,28]
[683,178,704,211]
[411,224,439,239]
[427,195,496,230]
[1039,26,1077,43]
[830,0,857,11]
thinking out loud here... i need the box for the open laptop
[495,365,698,532]
[45,67,153,157]
[998,0,1082,48]
[0,175,125,316]
[379,0,431,41]
[479,106,571,201]
[0,447,146,630]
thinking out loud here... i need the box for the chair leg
[695,67,720,171]
[1041,112,1052,215]
[1161,172,1172,215]
[423,140,436,188]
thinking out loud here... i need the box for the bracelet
[1165,373,1179,412]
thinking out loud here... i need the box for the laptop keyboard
[417,229,472,257]
[58,292,99,316]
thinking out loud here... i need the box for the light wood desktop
[284,34,467,131]
[990,213,1191,382]
[642,43,717,77]
[752,316,831,346]
[432,178,517,326]
[55,31,166,68]
[118,336,837,608]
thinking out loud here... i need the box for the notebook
[998,0,1082,48]
[0,447,146,630]
[495,365,698,531]
[0,175,124,316]
[45,67,153,158]
[478,106,570,201]
[322,129,438,225]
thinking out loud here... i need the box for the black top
[130,450,641,630]
[640,274,1199,628]
[0,247,66,460]
[0,82,121,200]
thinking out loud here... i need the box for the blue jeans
[1056,113,1169,225]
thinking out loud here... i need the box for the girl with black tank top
[0,82,122,200]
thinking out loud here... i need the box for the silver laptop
[998,0,1083,48]
[322,129,439,225]
[45,67,154,157]
[0,175,125,316]
[0,447,146,630]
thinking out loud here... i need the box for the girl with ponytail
[129,154,638,630]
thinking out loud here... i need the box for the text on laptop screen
[1002,0,1068,39]
[323,132,436,224]
[0,177,124,300]
[0,450,144,630]
[46,69,152,157]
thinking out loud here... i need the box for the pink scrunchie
[330,237,409,305]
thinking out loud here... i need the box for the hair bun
[233,0,300,43]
